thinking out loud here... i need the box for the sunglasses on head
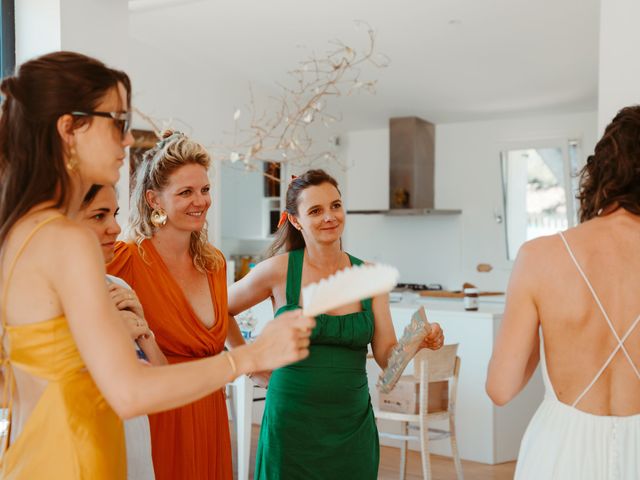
[70,110,132,138]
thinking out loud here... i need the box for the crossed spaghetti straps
[558,231,640,408]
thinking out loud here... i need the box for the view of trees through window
[502,141,581,260]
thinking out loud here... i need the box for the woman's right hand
[238,310,314,374]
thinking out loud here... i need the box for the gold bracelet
[224,351,238,378]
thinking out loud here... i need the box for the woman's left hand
[420,322,444,350]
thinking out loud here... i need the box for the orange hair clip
[277,211,289,229]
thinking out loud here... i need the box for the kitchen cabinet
[344,129,389,211]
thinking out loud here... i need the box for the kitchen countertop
[389,295,505,318]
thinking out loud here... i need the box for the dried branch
[213,22,389,177]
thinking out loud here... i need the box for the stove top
[395,283,443,291]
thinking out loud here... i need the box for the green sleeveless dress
[255,249,379,480]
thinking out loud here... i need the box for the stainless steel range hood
[349,116,461,215]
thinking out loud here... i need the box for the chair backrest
[414,343,459,382]
[414,344,461,416]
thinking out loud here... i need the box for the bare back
[1,212,69,327]
[533,210,640,415]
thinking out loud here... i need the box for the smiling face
[73,82,134,186]
[291,182,345,246]
[148,163,211,233]
[78,186,121,263]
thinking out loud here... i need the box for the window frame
[0,0,15,79]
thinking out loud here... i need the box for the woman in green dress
[227,169,445,479]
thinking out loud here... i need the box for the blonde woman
[108,131,254,479]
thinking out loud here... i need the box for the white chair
[375,344,463,480]
[225,375,254,480]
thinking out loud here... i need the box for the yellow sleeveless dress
[0,215,126,479]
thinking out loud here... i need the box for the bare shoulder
[45,217,99,249]
[517,233,566,265]
[253,253,288,281]
[1,215,103,316]
[26,217,100,275]
[6,214,92,258]
[508,234,567,291]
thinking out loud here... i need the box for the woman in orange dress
[108,131,247,479]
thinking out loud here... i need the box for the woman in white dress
[73,184,166,479]
[487,105,640,479]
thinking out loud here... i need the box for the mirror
[500,140,581,260]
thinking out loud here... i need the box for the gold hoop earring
[66,147,78,172]
[150,208,168,228]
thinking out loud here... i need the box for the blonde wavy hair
[127,130,224,272]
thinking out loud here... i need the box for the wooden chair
[375,344,463,480]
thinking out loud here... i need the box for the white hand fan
[302,263,400,317]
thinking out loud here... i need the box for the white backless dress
[515,232,640,479]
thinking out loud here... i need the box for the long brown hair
[128,130,224,272]
[578,105,640,222]
[0,51,130,247]
[265,169,340,258]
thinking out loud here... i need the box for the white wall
[126,36,236,245]
[598,0,640,134]
[15,0,128,68]
[15,0,61,65]
[221,165,266,242]
[343,111,597,291]
[15,0,132,223]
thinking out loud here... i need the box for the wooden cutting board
[419,290,504,298]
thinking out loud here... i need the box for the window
[500,140,582,260]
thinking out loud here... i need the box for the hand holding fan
[302,263,400,317]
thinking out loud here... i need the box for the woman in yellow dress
[0,51,313,479]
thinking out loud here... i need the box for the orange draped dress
[107,240,232,480]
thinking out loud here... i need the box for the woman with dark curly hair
[487,106,640,479]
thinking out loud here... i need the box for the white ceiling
[129,0,600,129]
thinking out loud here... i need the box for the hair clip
[155,131,184,150]
[277,211,289,228]
[291,174,299,180]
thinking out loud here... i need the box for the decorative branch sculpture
[131,22,388,181]
[215,21,389,175]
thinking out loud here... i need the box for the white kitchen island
[235,296,543,473]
